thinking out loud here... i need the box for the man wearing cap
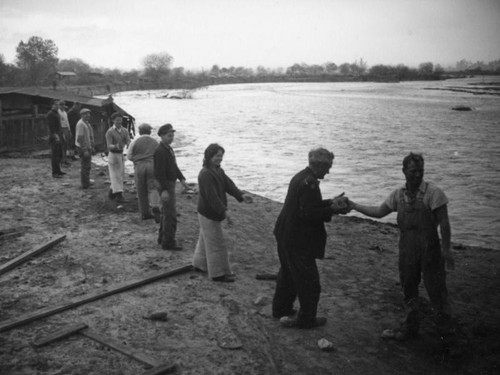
[154,123,190,250]
[47,101,65,178]
[105,112,131,203]
[75,108,95,189]
[272,147,350,329]
[127,123,160,221]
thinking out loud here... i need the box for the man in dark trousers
[348,153,454,341]
[272,148,350,329]
[47,101,65,178]
[154,124,190,250]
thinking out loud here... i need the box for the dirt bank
[0,154,499,375]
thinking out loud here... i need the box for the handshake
[330,193,352,215]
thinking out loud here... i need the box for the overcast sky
[1,0,499,71]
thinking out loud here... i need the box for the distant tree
[324,62,338,74]
[350,58,367,75]
[15,36,59,85]
[142,52,173,84]
[210,64,220,77]
[418,62,434,76]
[57,58,92,75]
[286,63,306,75]
[339,63,351,75]
[256,65,268,76]
[455,59,472,71]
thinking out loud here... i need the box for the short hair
[403,153,424,169]
[203,143,225,167]
[138,123,152,135]
[111,112,123,120]
[308,147,334,167]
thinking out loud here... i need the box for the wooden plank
[82,329,159,368]
[0,235,66,276]
[0,264,193,333]
[0,231,23,242]
[142,364,177,375]
[32,323,88,347]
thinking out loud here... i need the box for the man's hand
[442,249,455,270]
[331,193,350,215]
[161,190,170,202]
[226,213,233,227]
[242,193,253,203]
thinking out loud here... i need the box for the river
[107,77,500,250]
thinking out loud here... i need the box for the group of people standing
[47,107,456,342]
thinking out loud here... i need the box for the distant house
[49,71,77,89]
[0,87,135,153]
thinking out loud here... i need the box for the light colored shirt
[75,119,94,149]
[384,180,448,212]
[58,109,70,129]
[105,125,130,151]
[127,135,159,164]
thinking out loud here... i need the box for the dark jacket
[154,142,185,191]
[274,167,333,259]
[47,108,62,143]
[197,166,243,221]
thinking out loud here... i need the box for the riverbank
[0,155,498,375]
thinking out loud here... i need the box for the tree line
[1,36,499,89]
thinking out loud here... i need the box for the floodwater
[109,77,500,250]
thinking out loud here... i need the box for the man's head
[402,152,424,189]
[72,102,81,109]
[157,123,175,144]
[58,100,66,109]
[80,108,91,120]
[111,112,123,127]
[138,123,153,135]
[308,148,334,179]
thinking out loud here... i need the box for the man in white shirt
[75,108,95,189]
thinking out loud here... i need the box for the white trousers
[108,152,124,193]
[192,214,231,279]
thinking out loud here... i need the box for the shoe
[193,266,207,273]
[108,189,115,200]
[62,161,71,166]
[52,174,63,178]
[58,171,67,175]
[162,242,183,251]
[142,213,154,220]
[212,274,236,283]
[381,326,418,341]
[115,193,127,203]
[152,207,161,224]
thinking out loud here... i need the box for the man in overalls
[348,153,454,340]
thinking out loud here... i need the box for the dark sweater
[154,142,185,191]
[197,166,243,221]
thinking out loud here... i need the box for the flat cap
[157,123,176,136]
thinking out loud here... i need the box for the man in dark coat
[154,123,190,250]
[47,101,65,178]
[272,148,350,329]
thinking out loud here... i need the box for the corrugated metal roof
[0,87,106,106]
[0,87,134,119]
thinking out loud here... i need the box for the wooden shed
[0,87,135,153]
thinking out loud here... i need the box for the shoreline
[0,155,499,374]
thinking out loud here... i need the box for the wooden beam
[33,323,88,347]
[0,264,193,333]
[142,364,177,375]
[81,329,160,368]
[0,235,66,276]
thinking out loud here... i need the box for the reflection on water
[110,78,500,249]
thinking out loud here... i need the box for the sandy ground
[0,153,499,375]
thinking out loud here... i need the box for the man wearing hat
[105,112,131,202]
[154,123,190,250]
[272,147,350,329]
[74,108,95,189]
[127,123,161,221]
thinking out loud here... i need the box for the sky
[1,0,499,72]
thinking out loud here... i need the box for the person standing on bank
[192,143,253,282]
[347,152,454,341]
[74,108,95,189]
[57,100,72,166]
[272,148,350,329]
[67,102,82,160]
[154,124,190,250]
[105,112,130,203]
[127,123,161,221]
[47,101,65,178]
